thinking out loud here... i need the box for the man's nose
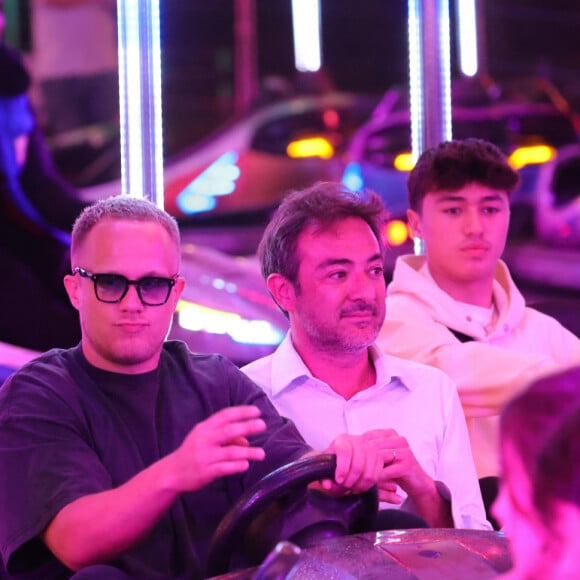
[120,283,143,308]
[464,208,483,234]
[350,271,376,298]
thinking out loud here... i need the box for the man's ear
[407,208,423,239]
[266,273,296,313]
[63,273,80,311]
[169,276,186,311]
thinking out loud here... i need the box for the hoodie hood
[387,254,527,341]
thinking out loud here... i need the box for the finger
[354,440,384,493]
[379,480,399,492]
[309,479,347,497]
[213,443,266,465]
[339,436,378,492]
[378,488,404,504]
[219,418,267,443]
[362,429,398,446]
[331,434,354,487]
[226,436,250,447]
[206,405,263,429]
[204,455,264,480]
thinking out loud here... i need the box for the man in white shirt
[242,181,490,531]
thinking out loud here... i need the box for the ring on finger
[392,448,397,462]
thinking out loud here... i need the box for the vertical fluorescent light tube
[457,0,478,77]
[439,0,453,141]
[117,0,164,207]
[291,0,322,72]
[408,0,423,164]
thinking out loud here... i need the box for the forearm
[41,405,268,570]
[408,480,453,528]
[42,454,180,571]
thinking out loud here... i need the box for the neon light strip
[291,0,322,72]
[457,0,478,77]
[117,0,164,207]
[439,0,453,141]
[408,0,423,164]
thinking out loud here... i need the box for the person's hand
[312,433,384,496]
[166,405,266,493]
[363,429,436,504]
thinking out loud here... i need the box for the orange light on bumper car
[394,152,415,172]
[384,220,410,246]
[508,145,555,170]
[286,137,334,159]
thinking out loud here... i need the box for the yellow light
[384,220,409,246]
[286,137,334,159]
[508,145,555,170]
[394,152,415,172]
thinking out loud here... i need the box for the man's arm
[364,430,453,528]
[41,406,266,571]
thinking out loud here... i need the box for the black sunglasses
[74,267,177,306]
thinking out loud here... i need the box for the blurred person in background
[377,139,580,519]
[31,0,118,134]
[242,181,490,531]
[493,366,580,579]
[1,1,84,350]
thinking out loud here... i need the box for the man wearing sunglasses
[0,196,384,579]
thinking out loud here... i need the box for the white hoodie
[378,254,580,477]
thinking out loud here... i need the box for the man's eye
[443,207,460,215]
[329,271,346,280]
[140,278,164,290]
[483,206,501,214]
[370,267,384,277]
[99,275,124,290]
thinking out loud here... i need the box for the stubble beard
[302,315,382,355]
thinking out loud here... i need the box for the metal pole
[117,0,164,206]
[234,0,258,114]
[408,0,452,253]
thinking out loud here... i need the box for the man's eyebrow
[434,194,467,203]
[315,253,383,270]
[316,258,352,270]
[434,193,506,203]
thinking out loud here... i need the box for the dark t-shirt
[0,341,310,579]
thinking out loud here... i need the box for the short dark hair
[71,196,180,262]
[259,181,387,284]
[500,366,580,530]
[408,138,520,212]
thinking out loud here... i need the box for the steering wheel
[205,453,378,577]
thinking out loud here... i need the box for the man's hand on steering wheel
[308,433,384,497]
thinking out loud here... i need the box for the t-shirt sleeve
[0,370,113,572]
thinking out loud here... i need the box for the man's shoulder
[239,353,275,391]
[4,347,75,381]
[240,352,273,375]
[383,352,456,393]
[0,347,78,416]
[161,340,243,378]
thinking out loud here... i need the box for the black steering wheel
[205,453,379,577]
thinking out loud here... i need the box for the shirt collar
[270,332,413,396]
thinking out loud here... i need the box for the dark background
[160,0,580,155]
[7,1,580,156]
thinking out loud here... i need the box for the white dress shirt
[242,333,491,530]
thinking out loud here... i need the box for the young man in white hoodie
[377,138,580,486]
